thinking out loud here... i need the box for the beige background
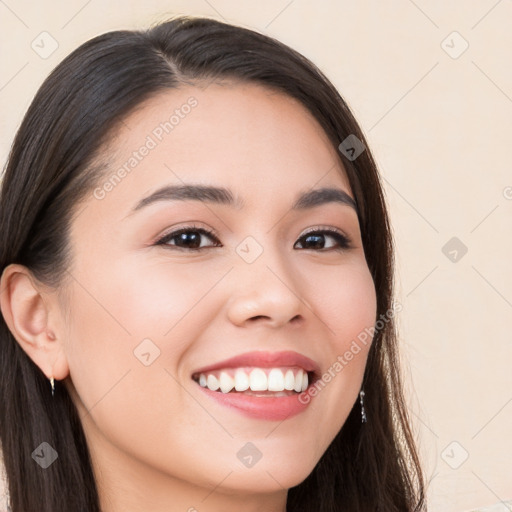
[1,1,511,511]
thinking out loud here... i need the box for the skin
[0,82,377,512]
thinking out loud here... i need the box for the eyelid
[299,225,349,239]
[154,222,220,245]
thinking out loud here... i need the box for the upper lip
[191,350,321,377]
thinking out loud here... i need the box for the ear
[0,263,69,382]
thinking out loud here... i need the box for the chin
[215,458,317,495]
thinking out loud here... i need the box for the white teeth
[206,374,219,391]
[219,372,235,393]
[294,369,303,392]
[197,367,311,393]
[234,369,250,391]
[284,370,295,390]
[249,368,267,391]
[301,371,308,392]
[267,368,285,392]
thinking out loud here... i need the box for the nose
[226,247,308,329]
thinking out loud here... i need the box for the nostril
[249,315,269,322]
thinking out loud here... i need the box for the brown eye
[155,227,221,250]
[294,229,351,251]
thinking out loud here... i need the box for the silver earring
[50,377,55,397]
[359,389,367,423]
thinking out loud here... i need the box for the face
[59,82,377,503]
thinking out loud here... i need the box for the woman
[0,16,426,511]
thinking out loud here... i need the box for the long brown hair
[0,16,426,511]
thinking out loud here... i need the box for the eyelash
[154,224,352,252]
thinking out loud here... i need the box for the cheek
[62,267,193,457]
[298,260,377,423]
[63,258,224,402]
[103,256,227,338]
[63,283,136,412]
[304,260,377,349]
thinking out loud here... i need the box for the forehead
[82,81,352,222]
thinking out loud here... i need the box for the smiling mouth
[191,366,316,395]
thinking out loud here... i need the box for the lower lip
[195,384,312,421]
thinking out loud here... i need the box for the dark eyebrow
[127,184,357,217]
[291,187,357,212]
[130,184,242,213]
